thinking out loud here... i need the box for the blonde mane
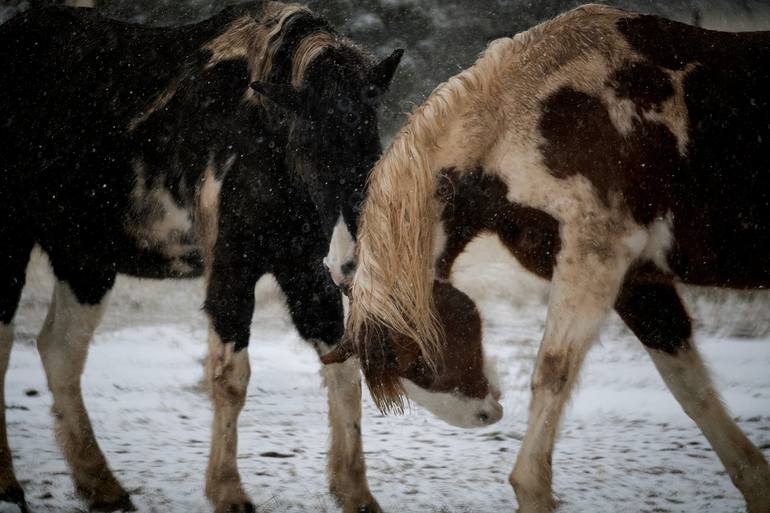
[203,2,343,104]
[348,36,519,407]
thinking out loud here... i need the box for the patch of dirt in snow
[4,246,770,512]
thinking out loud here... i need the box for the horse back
[616,15,770,287]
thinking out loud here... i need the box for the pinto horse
[328,5,770,512]
[0,3,402,512]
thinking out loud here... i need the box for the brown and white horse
[326,5,770,512]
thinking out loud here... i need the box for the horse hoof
[219,503,255,513]
[357,502,383,513]
[90,493,136,512]
[0,484,29,513]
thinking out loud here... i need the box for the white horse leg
[205,329,252,513]
[648,347,770,513]
[510,225,635,513]
[323,356,379,513]
[0,322,26,511]
[0,238,32,510]
[36,281,132,511]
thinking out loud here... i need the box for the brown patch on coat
[609,60,673,112]
[436,168,560,281]
[395,281,489,400]
[538,87,683,226]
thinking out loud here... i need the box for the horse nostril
[478,412,490,423]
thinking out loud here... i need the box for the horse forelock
[203,3,340,104]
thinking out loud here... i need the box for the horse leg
[509,226,635,513]
[615,271,770,513]
[0,236,33,512]
[36,277,133,512]
[274,261,379,513]
[204,263,261,513]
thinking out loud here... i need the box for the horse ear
[320,336,357,365]
[250,81,307,112]
[369,48,404,92]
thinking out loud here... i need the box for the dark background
[3,0,770,135]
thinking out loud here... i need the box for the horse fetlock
[329,480,379,513]
[510,468,557,513]
[742,465,770,513]
[75,472,132,512]
[206,474,252,513]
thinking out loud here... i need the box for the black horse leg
[273,259,381,513]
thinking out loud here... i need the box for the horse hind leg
[615,272,770,513]
[0,235,33,512]
[36,278,134,512]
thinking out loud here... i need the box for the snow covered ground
[4,239,770,513]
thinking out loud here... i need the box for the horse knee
[208,340,250,408]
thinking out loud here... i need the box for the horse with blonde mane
[324,4,770,512]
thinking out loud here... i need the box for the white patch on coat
[400,379,503,428]
[432,220,448,266]
[127,160,197,263]
[601,88,640,136]
[642,64,697,156]
[324,214,355,287]
[641,213,674,271]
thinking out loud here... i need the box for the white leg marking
[324,214,355,287]
[647,347,770,513]
[0,323,21,495]
[36,282,129,506]
[510,220,640,513]
[322,357,379,513]
[205,328,252,512]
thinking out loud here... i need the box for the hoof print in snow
[258,451,295,459]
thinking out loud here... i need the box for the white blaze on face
[399,355,503,429]
[324,214,355,287]
[400,379,503,428]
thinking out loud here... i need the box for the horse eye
[337,96,353,112]
[363,86,380,104]
[344,112,359,127]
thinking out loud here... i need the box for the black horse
[0,3,401,512]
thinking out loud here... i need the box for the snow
[4,242,770,512]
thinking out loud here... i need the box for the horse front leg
[0,236,33,512]
[273,261,380,513]
[36,279,133,512]
[204,263,260,513]
[510,224,637,513]
[615,272,770,513]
